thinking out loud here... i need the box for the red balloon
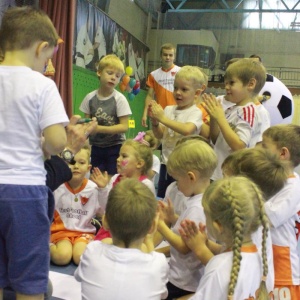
[133,80,140,90]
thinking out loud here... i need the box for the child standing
[79,54,132,176]
[157,139,217,299]
[204,58,270,180]
[0,7,69,299]
[75,178,169,300]
[149,65,204,198]
[50,146,105,266]
[92,139,155,240]
[181,177,270,300]
[261,124,300,299]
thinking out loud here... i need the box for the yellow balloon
[125,66,133,76]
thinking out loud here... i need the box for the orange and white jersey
[264,173,300,286]
[146,65,181,109]
[51,179,105,234]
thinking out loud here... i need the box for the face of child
[98,66,122,91]
[171,171,194,197]
[173,77,198,110]
[117,145,141,177]
[161,48,175,70]
[69,150,91,183]
[224,76,250,105]
[261,135,281,157]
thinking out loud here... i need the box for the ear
[137,159,145,170]
[88,164,92,171]
[96,70,101,77]
[213,220,223,234]
[247,78,257,91]
[187,171,196,182]
[102,214,110,230]
[279,146,291,161]
[36,41,49,57]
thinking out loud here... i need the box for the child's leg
[157,164,175,198]
[0,289,2,300]
[50,240,73,265]
[73,234,94,265]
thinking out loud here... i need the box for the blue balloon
[132,88,140,95]
[129,78,136,88]
[128,93,135,101]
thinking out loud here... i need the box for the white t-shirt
[264,173,300,285]
[164,182,187,216]
[169,194,206,292]
[75,241,169,300]
[0,66,69,185]
[191,245,262,300]
[161,105,202,164]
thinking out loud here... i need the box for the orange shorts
[50,230,94,245]
[273,285,300,300]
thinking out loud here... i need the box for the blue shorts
[91,144,122,175]
[0,184,51,295]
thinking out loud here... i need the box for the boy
[75,178,169,300]
[149,65,204,197]
[0,7,69,299]
[157,139,217,299]
[142,43,181,127]
[50,145,105,266]
[203,58,270,180]
[79,54,132,176]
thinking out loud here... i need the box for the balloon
[122,75,130,86]
[129,78,136,88]
[119,82,127,92]
[126,85,132,93]
[133,80,140,90]
[125,66,133,76]
[128,93,135,101]
[132,88,140,95]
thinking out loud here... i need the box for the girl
[180,176,270,300]
[91,139,155,240]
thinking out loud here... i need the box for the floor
[3,263,79,300]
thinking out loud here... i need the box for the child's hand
[203,93,225,122]
[149,100,164,121]
[90,167,109,188]
[158,198,177,225]
[179,219,208,253]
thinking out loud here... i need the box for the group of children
[0,5,299,300]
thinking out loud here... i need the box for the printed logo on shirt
[80,196,89,206]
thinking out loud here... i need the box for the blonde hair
[225,58,266,94]
[105,178,157,248]
[203,177,270,300]
[160,43,176,56]
[263,124,300,168]
[167,139,217,179]
[122,140,153,175]
[0,7,59,58]
[222,148,288,199]
[97,54,124,73]
[176,134,211,147]
[175,65,208,89]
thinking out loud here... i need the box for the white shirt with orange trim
[264,173,300,286]
[146,65,181,109]
[51,179,104,234]
[190,245,263,300]
[212,101,268,180]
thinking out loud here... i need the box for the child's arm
[158,198,179,226]
[43,124,67,155]
[179,219,219,265]
[149,101,198,136]
[90,167,109,188]
[142,88,155,127]
[204,94,246,150]
[92,115,129,135]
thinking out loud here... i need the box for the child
[79,54,132,176]
[50,146,105,266]
[180,177,270,300]
[134,130,161,182]
[149,65,204,198]
[75,178,169,300]
[92,139,155,240]
[157,139,217,299]
[204,58,270,180]
[261,124,300,299]
[0,7,69,299]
